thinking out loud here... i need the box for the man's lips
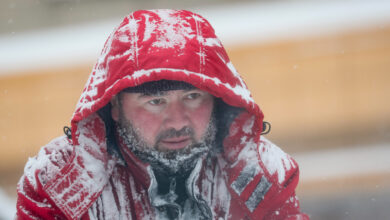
[159,137,191,150]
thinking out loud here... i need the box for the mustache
[156,126,194,142]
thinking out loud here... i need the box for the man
[16,9,309,219]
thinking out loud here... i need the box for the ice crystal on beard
[116,115,217,176]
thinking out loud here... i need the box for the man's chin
[154,152,207,176]
[137,143,210,175]
[154,141,205,160]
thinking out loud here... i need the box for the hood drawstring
[63,126,72,140]
[261,121,271,135]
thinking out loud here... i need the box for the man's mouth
[159,137,191,150]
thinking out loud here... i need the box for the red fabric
[16,9,309,219]
[70,9,263,144]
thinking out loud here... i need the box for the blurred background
[1,0,390,219]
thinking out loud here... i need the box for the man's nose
[164,101,189,130]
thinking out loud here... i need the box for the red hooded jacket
[16,9,309,220]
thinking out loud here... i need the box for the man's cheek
[194,111,213,137]
[133,111,159,130]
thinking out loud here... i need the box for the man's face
[112,88,215,153]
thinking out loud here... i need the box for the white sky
[0,0,390,74]
[293,143,390,183]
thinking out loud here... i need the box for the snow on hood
[70,9,264,145]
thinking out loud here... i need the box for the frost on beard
[116,113,217,176]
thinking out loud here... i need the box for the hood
[71,9,264,146]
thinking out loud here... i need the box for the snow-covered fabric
[16,9,309,219]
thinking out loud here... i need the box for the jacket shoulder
[16,136,74,219]
[225,135,302,219]
[258,136,298,186]
[21,135,74,189]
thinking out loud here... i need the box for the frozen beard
[117,112,217,177]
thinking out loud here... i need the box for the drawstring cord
[63,126,72,139]
[261,121,271,135]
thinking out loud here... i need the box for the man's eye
[186,93,201,100]
[148,98,165,105]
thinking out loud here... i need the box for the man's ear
[111,96,119,122]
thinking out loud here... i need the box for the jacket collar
[118,134,212,217]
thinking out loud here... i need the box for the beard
[116,113,217,177]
